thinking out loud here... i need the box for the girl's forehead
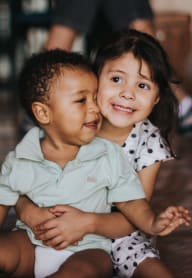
[102,53,156,84]
[105,52,141,65]
[104,53,151,71]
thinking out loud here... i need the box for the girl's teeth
[113,105,133,112]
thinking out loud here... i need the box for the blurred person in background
[45,0,192,136]
[45,0,155,52]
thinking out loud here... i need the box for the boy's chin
[80,135,97,145]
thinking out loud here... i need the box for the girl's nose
[119,88,135,100]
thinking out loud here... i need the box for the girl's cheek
[96,96,102,109]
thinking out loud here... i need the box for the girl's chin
[110,121,134,129]
[107,116,134,126]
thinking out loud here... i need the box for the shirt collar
[15,127,107,162]
[76,137,107,162]
[16,127,45,161]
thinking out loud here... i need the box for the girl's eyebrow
[107,67,153,82]
[108,69,125,74]
[137,72,152,81]
[108,69,152,82]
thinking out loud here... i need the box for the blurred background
[0,1,192,277]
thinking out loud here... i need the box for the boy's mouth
[112,104,135,113]
[84,119,100,130]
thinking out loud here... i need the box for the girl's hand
[152,206,191,236]
[34,205,92,250]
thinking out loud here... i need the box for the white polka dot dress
[112,119,172,277]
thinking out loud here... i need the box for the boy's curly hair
[18,49,94,124]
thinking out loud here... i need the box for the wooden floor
[151,135,192,278]
[0,92,192,277]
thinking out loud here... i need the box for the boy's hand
[152,206,191,236]
[21,205,55,229]
[16,196,55,229]
[34,205,90,250]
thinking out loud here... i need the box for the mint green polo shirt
[0,127,145,253]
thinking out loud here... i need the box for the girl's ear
[32,102,50,124]
[154,96,160,105]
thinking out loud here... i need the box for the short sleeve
[107,146,145,203]
[0,152,19,205]
[122,120,173,172]
[136,130,172,171]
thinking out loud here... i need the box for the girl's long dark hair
[93,29,179,155]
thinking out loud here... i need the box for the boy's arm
[15,196,55,229]
[0,205,10,227]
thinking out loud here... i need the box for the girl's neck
[98,120,133,146]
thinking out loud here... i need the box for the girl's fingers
[34,218,58,232]
[161,206,191,222]
[35,228,58,241]
[42,234,64,247]
[49,205,70,213]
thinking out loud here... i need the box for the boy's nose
[89,101,100,113]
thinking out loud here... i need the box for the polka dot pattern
[111,119,171,277]
[121,119,172,172]
[112,231,160,277]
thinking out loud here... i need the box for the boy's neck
[98,121,133,146]
[41,138,80,168]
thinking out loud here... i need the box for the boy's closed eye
[75,98,86,103]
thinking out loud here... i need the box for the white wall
[150,0,192,88]
[150,0,192,18]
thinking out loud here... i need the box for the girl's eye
[138,83,150,90]
[111,76,122,83]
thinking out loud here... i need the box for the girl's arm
[16,196,135,239]
[113,154,190,235]
[138,162,161,201]
[92,162,162,237]
[34,206,136,250]
[17,163,161,248]
[116,199,190,236]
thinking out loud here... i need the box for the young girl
[93,28,179,277]
[16,29,182,277]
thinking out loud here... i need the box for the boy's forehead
[57,66,95,79]
[58,66,95,78]
[52,67,97,91]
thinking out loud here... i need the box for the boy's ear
[32,102,50,124]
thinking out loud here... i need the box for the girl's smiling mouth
[112,104,135,113]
